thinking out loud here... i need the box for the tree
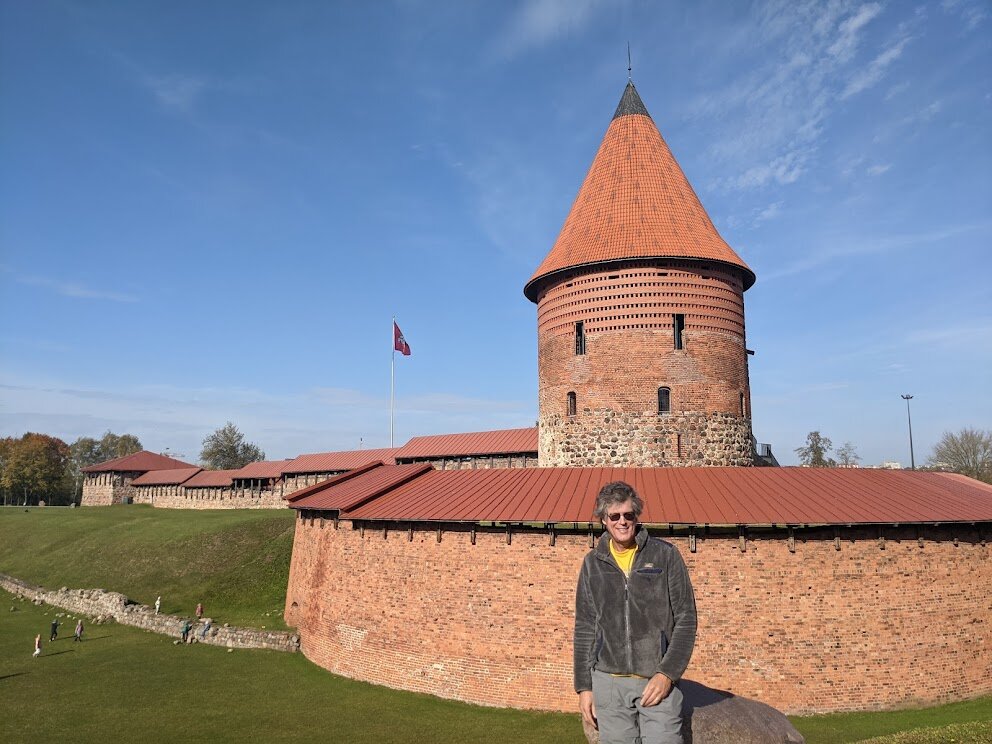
[928,428,992,484]
[200,423,265,470]
[835,442,861,468]
[795,431,835,467]
[0,433,72,505]
[70,431,143,473]
[98,431,142,460]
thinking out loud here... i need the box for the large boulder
[582,679,804,744]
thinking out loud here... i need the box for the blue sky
[1,0,989,466]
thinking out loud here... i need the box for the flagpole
[390,316,395,448]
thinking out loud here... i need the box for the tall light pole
[901,394,915,470]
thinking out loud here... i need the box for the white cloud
[866,163,891,175]
[762,221,992,281]
[691,2,919,192]
[142,74,208,112]
[0,376,534,460]
[941,0,988,30]
[721,151,812,190]
[14,274,137,303]
[493,0,612,58]
[828,2,883,61]
[841,35,912,99]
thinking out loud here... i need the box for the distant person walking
[199,618,212,640]
[195,602,203,620]
[155,596,161,614]
[74,619,84,642]
[33,634,42,658]
[49,617,59,642]
[180,619,192,644]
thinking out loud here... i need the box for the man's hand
[640,673,674,707]
[578,690,597,728]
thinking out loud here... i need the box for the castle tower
[525,82,756,467]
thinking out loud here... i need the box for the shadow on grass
[40,650,75,657]
[0,672,28,681]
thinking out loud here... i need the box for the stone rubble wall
[140,486,288,510]
[81,473,139,506]
[395,454,539,470]
[540,410,753,467]
[0,573,299,653]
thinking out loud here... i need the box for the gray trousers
[592,669,684,744]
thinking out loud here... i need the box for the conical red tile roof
[525,82,754,301]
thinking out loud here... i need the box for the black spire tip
[613,81,650,120]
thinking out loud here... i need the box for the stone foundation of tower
[539,410,752,467]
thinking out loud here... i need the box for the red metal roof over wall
[292,466,992,526]
[183,469,240,488]
[130,467,201,486]
[82,450,196,473]
[394,427,538,460]
[286,463,432,511]
[282,448,398,474]
[233,460,292,480]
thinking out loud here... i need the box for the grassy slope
[0,506,295,628]
[0,589,581,744]
[792,697,992,743]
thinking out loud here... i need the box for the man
[574,481,697,744]
[49,617,59,642]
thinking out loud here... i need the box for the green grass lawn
[0,589,582,744]
[0,505,294,628]
[792,698,992,743]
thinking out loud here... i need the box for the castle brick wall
[536,262,752,467]
[285,519,991,714]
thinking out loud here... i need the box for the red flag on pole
[393,321,411,356]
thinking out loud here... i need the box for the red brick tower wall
[536,260,752,466]
[285,519,992,715]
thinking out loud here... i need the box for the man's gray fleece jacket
[574,527,697,692]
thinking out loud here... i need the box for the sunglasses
[606,511,637,522]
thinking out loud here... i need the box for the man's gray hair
[594,481,644,521]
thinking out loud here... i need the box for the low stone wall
[142,486,287,510]
[1,574,299,653]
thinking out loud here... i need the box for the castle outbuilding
[526,82,755,468]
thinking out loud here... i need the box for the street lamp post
[901,394,915,470]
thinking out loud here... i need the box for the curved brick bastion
[285,519,991,715]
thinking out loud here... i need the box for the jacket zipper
[624,577,632,671]
[600,537,642,674]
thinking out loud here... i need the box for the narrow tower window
[574,321,586,355]
[658,387,671,414]
[673,314,685,350]
[567,392,577,417]
[740,392,746,417]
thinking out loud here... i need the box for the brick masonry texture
[285,519,991,714]
[537,261,752,467]
[1,573,299,652]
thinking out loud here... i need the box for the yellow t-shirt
[609,539,637,576]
